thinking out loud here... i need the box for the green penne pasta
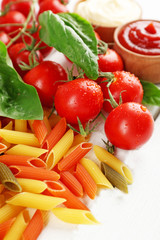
[0,163,22,192]
[101,162,128,193]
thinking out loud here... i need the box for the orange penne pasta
[32,119,48,145]
[60,171,83,197]
[42,117,67,151]
[0,143,7,154]
[0,184,4,194]
[43,115,51,133]
[44,180,89,210]
[0,194,5,208]
[0,217,15,240]
[58,142,93,171]
[22,210,43,240]
[43,109,61,128]
[9,165,60,181]
[0,155,46,168]
[74,163,97,200]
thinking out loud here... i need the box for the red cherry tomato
[38,0,68,17]
[0,31,10,45]
[54,78,104,124]
[104,102,154,150]
[23,60,68,107]
[8,42,43,77]
[99,71,143,113]
[0,11,26,35]
[98,48,124,72]
[38,0,69,4]
[1,0,32,17]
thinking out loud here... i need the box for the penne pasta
[22,209,44,240]
[0,162,22,192]
[0,155,46,168]
[101,163,128,193]
[0,204,24,224]
[0,184,4,194]
[52,208,99,225]
[0,217,15,240]
[60,171,83,197]
[6,144,48,158]
[6,192,66,210]
[3,121,13,130]
[44,180,88,210]
[15,120,27,132]
[74,163,97,200]
[0,129,40,147]
[80,158,113,189]
[32,119,48,145]
[0,143,7,154]
[9,165,60,181]
[43,109,61,128]
[58,142,93,171]
[43,115,51,133]
[3,209,30,240]
[94,145,133,184]
[71,134,90,147]
[46,129,74,170]
[42,117,67,151]
[0,194,5,208]
[17,178,47,193]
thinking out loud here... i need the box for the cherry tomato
[104,102,154,150]
[8,42,43,77]
[38,0,69,4]
[0,11,26,35]
[0,31,10,45]
[1,0,32,18]
[98,48,124,72]
[99,71,143,113]
[23,60,68,107]
[54,78,104,124]
[38,0,68,17]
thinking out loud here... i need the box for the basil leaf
[0,41,43,120]
[141,80,160,106]
[39,11,98,80]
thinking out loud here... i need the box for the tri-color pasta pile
[0,111,133,239]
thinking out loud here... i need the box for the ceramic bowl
[114,19,160,83]
[74,0,142,43]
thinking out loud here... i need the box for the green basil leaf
[39,11,98,80]
[141,80,160,106]
[0,41,43,120]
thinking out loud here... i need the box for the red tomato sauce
[118,20,160,55]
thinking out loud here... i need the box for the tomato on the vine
[38,0,68,16]
[8,42,43,77]
[104,102,154,150]
[54,78,104,124]
[23,60,68,107]
[99,71,143,113]
[1,0,32,18]
[0,11,26,35]
[0,31,10,45]
[98,48,124,72]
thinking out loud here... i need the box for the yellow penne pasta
[15,120,27,132]
[0,129,40,147]
[3,121,13,130]
[46,129,74,169]
[0,204,24,224]
[52,208,99,225]
[3,209,30,240]
[94,145,133,184]
[17,178,47,193]
[80,158,113,189]
[6,192,66,210]
[6,144,48,157]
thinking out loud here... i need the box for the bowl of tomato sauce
[114,19,160,83]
